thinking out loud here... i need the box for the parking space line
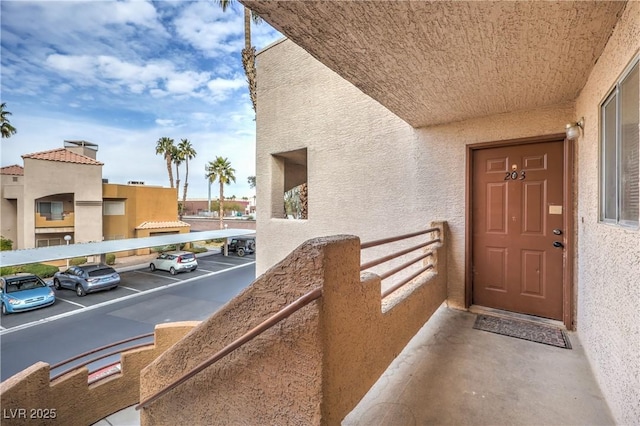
[207,260,242,266]
[120,286,142,293]
[133,270,181,281]
[196,269,215,273]
[0,326,6,330]
[57,298,86,308]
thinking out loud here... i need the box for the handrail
[49,332,155,382]
[360,226,442,298]
[136,287,323,410]
[381,264,434,298]
[50,332,154,370]
[378,251,432,280]
[361,227,439,249]
[51,342,153,381]
[360,238,440,270]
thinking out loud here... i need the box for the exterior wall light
[64,234,72,267]
[565,117,584,140]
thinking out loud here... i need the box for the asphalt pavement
[0,252,256,381]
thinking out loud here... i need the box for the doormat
[473,314,572,349]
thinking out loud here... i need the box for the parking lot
[0,252,255,332]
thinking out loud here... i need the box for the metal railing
[136,287,323,410]
[50,332,155,382]
[361,227,441,298]
[135,228,441,410]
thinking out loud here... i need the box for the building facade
[248,1,639,423]
[1,141,188,253]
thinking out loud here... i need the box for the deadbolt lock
[553,229,563,235]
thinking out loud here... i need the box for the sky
[0,0,283,199]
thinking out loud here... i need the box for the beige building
[1,140,188,252]
[248,1,639,424]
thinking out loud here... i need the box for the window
[104,200,125,216]
[36,238,62,247]
[601,59,639,227]
[37,201,63,220]
[271,148,308,219]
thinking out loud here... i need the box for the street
[0,253,256,381]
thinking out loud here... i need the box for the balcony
[0,222,614,425]
[35,212,74,230]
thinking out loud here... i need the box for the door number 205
[505,170,526,180]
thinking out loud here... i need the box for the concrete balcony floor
[96,305,613,426]
[344,305,613,426]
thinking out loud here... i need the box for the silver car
[149,251,198,275]
[53,264,120,297]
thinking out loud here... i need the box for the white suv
[149,251,198,275]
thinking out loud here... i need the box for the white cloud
[45,53,212,99]
[166,70,210,94]
[46,54,96,76]
[207,76,246,102]
[156,119,176,127]
[173,2,244,57]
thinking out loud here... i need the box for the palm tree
[213,0,262,112]
[155,137,175,188]
[172,145,184,197]
[205,156,236,229]
[1,103,17,139]
[178,139,197,220]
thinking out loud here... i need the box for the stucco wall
[256,6,640,422]
[573,2,640,424]
[21,158,103,248]
[255,38,575,310]
[0,174,20,247]
[0,322,197,426]
[140,226,448,424]
[140,236,327,425]
[102,183,179,240]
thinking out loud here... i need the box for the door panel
[472,141,564,320]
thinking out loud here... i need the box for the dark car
[0,273,56,314]
[227,237,256,257]
[53,264,120,297]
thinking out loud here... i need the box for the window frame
[599,56,639,229]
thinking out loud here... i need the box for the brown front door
[472,140,565,320]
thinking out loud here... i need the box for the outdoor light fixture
[64,234,72,268]
[565,117,584,140]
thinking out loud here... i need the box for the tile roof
[136,221,191,230]
[22,148,103,165]
[0,165,24,175]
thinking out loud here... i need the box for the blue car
[1,273,56,315]
[53,264,120,297]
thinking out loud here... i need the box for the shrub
[0,263,60,278]
[151,245,177,253]
[0,236,12,251]
[186,246,208,254]
[69,257,88,266]
[106,253,116,265]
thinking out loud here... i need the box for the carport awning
[135,220,190,230]
[0,229,256,268]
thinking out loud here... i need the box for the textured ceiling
[243,1,626,128]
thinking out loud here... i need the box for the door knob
[553,241,564,248]
[553,229,563,235]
